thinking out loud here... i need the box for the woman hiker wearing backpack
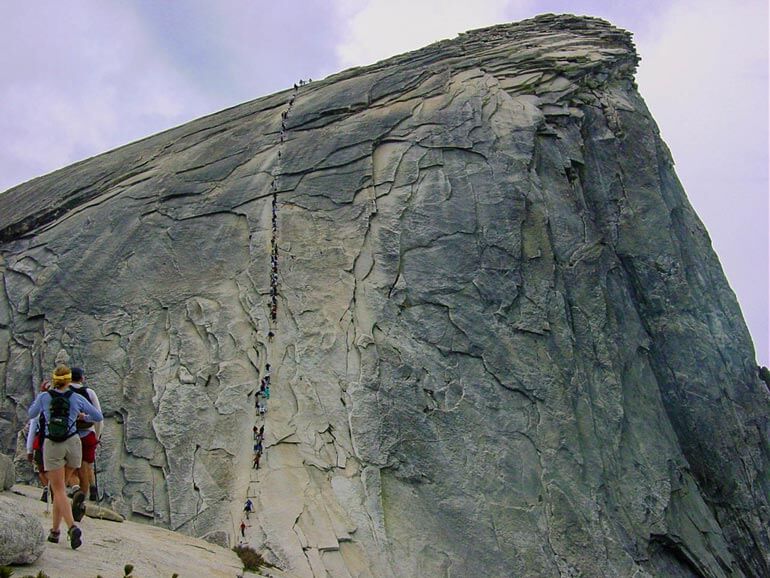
[28,365,103,549]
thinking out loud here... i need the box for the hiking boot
[68,525,82,550]
[67,484,80,498]
[71,490,86,522]
[89,485,98,502]
[47,529,60,543]
[40,487,49,502]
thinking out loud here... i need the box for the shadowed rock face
[1,14,768,578]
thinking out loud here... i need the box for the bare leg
[66,468,80,488]
[78,462,93,491]
[49,466,75,532]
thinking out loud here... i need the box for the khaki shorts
[43,435,82,471]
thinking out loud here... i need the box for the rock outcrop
[0,453,15,491]
[0,454,42,566]
[0,14,768,578]
[8,485,242,577]
[0,492,45,566]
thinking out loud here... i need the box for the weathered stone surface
[0,493,45,565]
[10,485,243,578]
[85,502,125,523]
[0,13,768,578]
[0,454,15,490]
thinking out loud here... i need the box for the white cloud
[333,0,518,69]
[635,0,767,175]
[0,1,209,192]
[0,1,345,193]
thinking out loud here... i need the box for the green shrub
[232,545,267,572]
[123,564,134,577]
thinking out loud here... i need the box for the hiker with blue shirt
[28,365,103,550]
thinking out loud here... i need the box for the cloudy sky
[1,0,767,364]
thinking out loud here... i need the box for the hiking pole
[93,453,100,502]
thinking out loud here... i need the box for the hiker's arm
[89,389,103,439]
[78,396,103,422]
[28,393,45,419]
[25,419,37,454]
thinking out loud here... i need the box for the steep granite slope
[1,14,768,578]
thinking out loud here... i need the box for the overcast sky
[1,0,767,364]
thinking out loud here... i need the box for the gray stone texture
[0,494,45,565]
[0,14,768,578]
[0,453,14,490]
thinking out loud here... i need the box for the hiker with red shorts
[25,379,80,500]
[70,367,102,501]
[28,365,103,549]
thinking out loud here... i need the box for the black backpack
[47,389,75,442]
[72,386,95,430]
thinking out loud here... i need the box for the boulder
[0,454,15,491]
[0,494,45,565]
[202,530,230,548]
[85,503,125,523]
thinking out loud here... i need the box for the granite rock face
[1,14,768,578]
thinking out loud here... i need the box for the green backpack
[47,390,75,442]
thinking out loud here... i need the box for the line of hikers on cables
[240,368,270,541]
[239,78,301,543]
[26,365,104,550]
[253,363,271,469]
